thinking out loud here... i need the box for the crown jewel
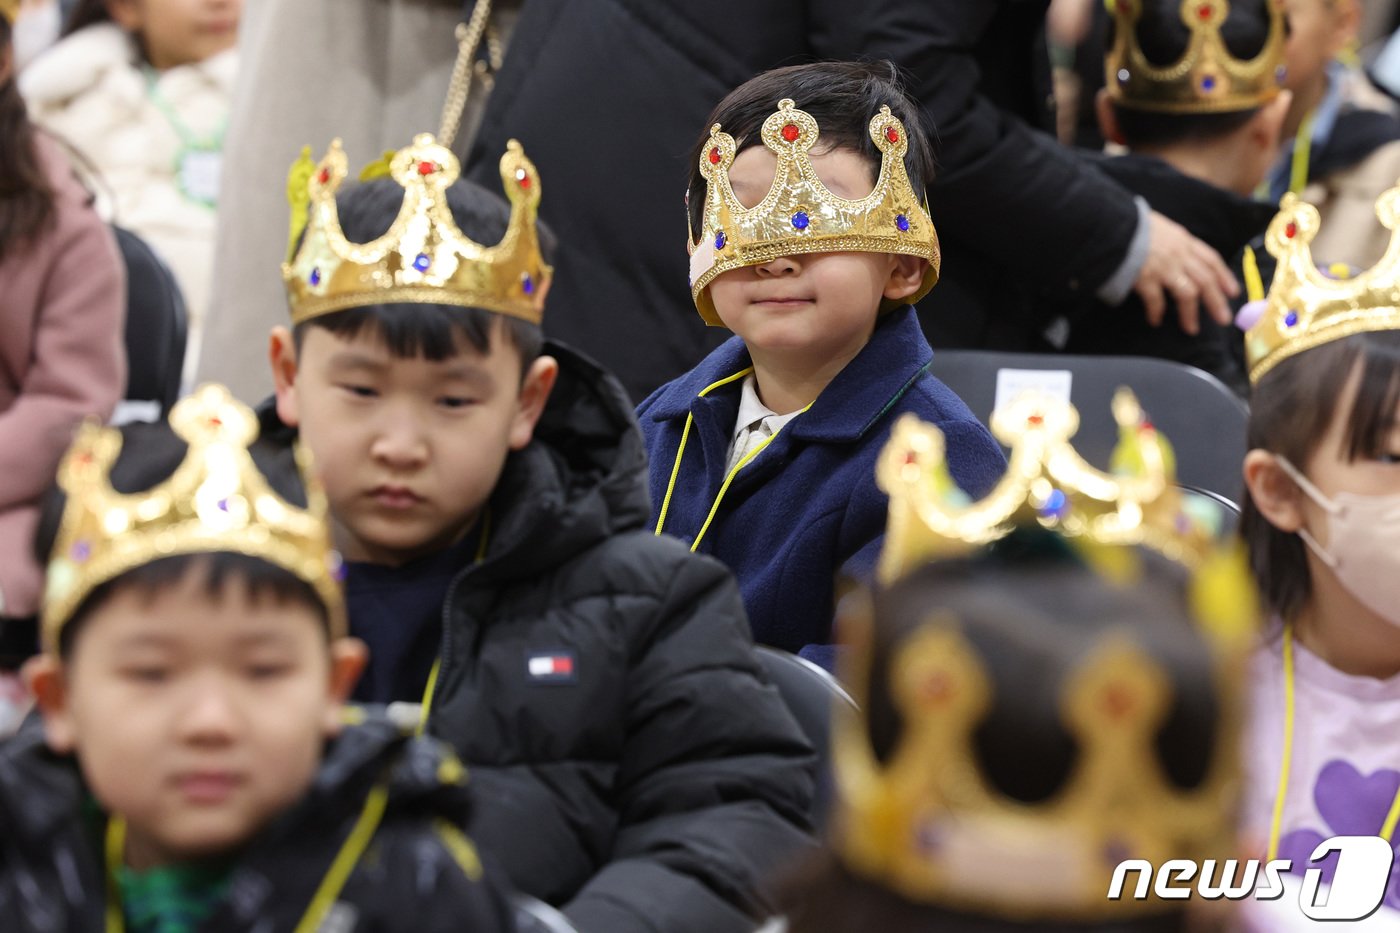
[283,134,552,326]
[1245,183,1400,382]
[833,389,1256,918]
[875,389,1213,583]
[1106,0,1285,113]
[41,385,346,651]
[688,99,939,326]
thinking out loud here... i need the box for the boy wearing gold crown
[0,385,517,932]
[1053,0,1289,396]
[771,393,1254,930]
[637,62,1006,668]
[263,135,816,931]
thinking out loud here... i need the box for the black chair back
[114,226,187,419]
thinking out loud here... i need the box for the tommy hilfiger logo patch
[527,650,577,684]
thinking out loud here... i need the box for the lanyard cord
[104,781,391,933]
[417,511,491,735]
[653,369,812,553]
[1244,111,1318,305]
[142,66,226,151]
[1266,623,1400,861]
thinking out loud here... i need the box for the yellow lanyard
[1244,112,1318,305]
[1266,623,1400,861]
[417,511,491,735]
[104,782,391,933]
[653,369,812,553]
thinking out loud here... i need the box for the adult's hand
[1134,210,1239,335]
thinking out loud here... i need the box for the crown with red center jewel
[283,134,552,326]
[828,388,1258,920]
[1245,181,1400,382]
[40,385,347,654]
[1106,0,1286,113]
[688,98,940,327]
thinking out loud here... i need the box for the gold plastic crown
[1106,0,1285,113]
[875,389,1214,584]
[283,134,552,326]
[1246,183,1400,382]
[688,99,940,326]
[834,388,1258,918]
[41,385,346,652]
[832,595,1247,920]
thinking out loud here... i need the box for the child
[1057,0,1289,396]
[1266,0,1400,270]
[776,394,1253,931]
[1237,183,1400,916]
[0,0,124,720]
[637,62,1006,666]
[20,0,241,387]
[266,134,816,932]
[1,384,516,932]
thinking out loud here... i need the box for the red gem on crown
[317,167,330,185]
[1196,2,1212,19]
[417,161,437,176]
[885,126,900,144]
[708,147,721,165]
[1028,414,1044,426]
[781,123,800,143]
[1285,221,1298,239]
[515,168,532,190]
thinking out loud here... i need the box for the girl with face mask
[1239,213,1400,910]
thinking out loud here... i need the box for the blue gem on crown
[896,214,910,233]
[715,231,727,250]
[791,211,810,231]
[309,268,321,287]
[413,253,432,273]
[1284,310,1299,328]
[521,273,535,295]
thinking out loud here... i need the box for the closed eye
[339,384,378,399]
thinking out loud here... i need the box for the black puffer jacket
[0,713,518,932]
[259,342,818,933]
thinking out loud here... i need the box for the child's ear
[22,655,77,754]
[268,326,301,428]
[1095,89,1127,147]
[509,355,559,451]
[322,637,368,736]
[1243,449,1305,533]
[883,256,928,303]
[1252,90,1293,153]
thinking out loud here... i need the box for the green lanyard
[143,66,227,209]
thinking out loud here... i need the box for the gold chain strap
[438,0,497,149]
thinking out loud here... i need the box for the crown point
[896,214,910,232]
[791,211,810,231]
[885,126,900,144]
[781,123,800,143]
[708,146,721,165]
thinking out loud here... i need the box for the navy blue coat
[637,307,1006,665]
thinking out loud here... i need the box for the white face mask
[1276,455,1400,627]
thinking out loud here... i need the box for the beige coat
[198,0,465,402]
[1299,73,1400,271]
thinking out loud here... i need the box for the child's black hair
[292,177,550,373]
[779,532,1218,932]
[685,61,936,241]
[62,0,112,36]
[1242,331,1400,621]
[0,15,56,262]
[1107,0,1280,148]
[33,420,331,659]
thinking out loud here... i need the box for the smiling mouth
[175,772,244,805]
[752,298,813,308]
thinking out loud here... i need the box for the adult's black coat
[0,714,518,932]
[466,0,1140,396]
[257,342,818,933]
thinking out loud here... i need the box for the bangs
[1340,334,1400,461]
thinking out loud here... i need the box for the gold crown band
[283,135,553,327]
[41,385,346,652]
[688,99,939,326]
[1106,0,1286,114]
[1246,183,1400,382]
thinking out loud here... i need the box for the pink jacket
[0,133,125,618]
